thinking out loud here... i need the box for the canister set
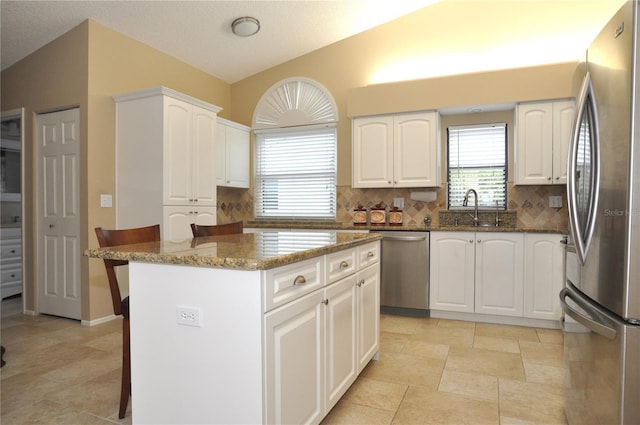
[353,203,402,226]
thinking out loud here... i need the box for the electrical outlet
[393,197,404,209]
[549,196,563,208]
[176,306,202,327]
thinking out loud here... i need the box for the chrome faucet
[463,188,479,226]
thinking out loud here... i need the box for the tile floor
[1,298,567,424]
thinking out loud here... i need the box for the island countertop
[85,230,381,271]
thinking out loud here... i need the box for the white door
[163,98,192,205]
[351,116,393,188]
[264,290,325,425]
[475,233,524,317]
[225,125,250,188]
[36,108,81,319]
[356,263,380,372]
[324,275,357,410]
[552,100,575,184]
[429,231,475,313]
[191,106,217,205]
[393,112,438,187]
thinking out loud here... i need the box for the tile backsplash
[218,183,568,232]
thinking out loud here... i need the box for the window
[447,123,507,209]
[255,126,337,219]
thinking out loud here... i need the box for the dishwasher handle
[381,234,427,242]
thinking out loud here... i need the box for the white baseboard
[81,314,118,327]
[430,310,561,329]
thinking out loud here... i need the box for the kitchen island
[86,230,381,424]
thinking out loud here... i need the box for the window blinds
[448,123,507,209]
[255,126,337,219]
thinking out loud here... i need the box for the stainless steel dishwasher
[372,230,430,316]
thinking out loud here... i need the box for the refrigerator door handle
[560,287,617,340]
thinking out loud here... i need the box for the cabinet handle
[321,299,329,305]
[357,279,365,287]
[367,251,374,257]
[293,275,306,286]
[477,240,482,243]
[339,261,349,269]
[49,224,54,228]
[469,240,473,243]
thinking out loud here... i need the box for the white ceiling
[0,0,627,84]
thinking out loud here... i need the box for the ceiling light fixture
[232,17,260,37]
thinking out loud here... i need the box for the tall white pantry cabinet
[114,87,222,242]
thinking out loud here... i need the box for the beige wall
[1,20,231,321]
[0,22,89,315]
[2,6,579,321]
[84,20,230,320]
[229,6,576,187]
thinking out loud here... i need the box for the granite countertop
[85,230,381,271]
[246,221,567,234]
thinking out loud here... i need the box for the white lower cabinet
[0,227,22,299]
[264,290,326,425]
[429,232,475,313]
[431,230,565,324]
[475,233,524,317]
[127,238,380,424]
[356,263,380,372]
[523,233,565,320]
[264,243,380,425]
[325,275,358,409]
[162,206,216,242]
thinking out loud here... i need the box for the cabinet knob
[367,251,374,257]
[49,224,54,228]
[321,299,329,305]
[477,240,482,243]
[555,176,560,180]
[469,240,473,243]
[547,177,552,181]
[339,261,349,269]
[10,249,15,254]
[293,275,306,286]
[11,274,15,278]
[388,181,392,184]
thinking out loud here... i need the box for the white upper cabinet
[515,99,575,185]
[114,87,222,233]
[352,111,441,188]
[164,98,218,206]
[215,118,250,189]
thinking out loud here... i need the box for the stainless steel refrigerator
[560,1,640,424]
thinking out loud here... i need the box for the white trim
[252,77,338,130]
[253,122,336,134]
[430,309,561,330]
[113,86,223,114]
[81,314,119,327]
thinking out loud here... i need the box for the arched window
[253,78,338,220]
